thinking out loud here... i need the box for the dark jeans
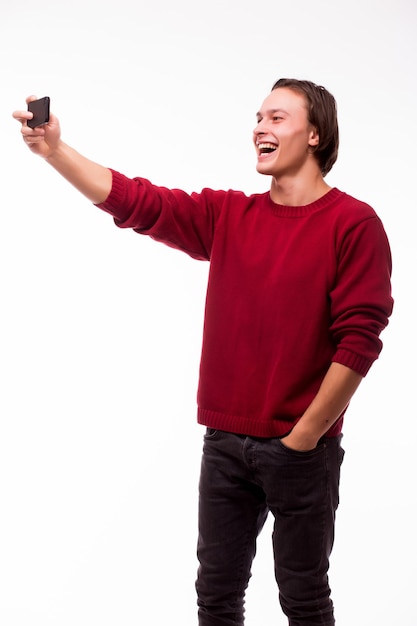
[196,429,344,626]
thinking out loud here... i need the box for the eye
[272,115,283,122]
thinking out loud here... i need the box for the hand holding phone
[27,96,50,129]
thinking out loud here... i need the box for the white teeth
[257,142,278,152]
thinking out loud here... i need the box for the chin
[256,163,274,176]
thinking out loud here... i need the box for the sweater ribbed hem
[197,407,344,439]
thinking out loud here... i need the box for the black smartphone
[27,96,50,129]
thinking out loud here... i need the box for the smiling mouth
[257,142,278,156]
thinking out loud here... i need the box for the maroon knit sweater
[98,170,393,438]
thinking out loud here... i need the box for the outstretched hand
[12,95,61,159]
[12,94,112,204]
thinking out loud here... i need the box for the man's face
[253,87,319,178]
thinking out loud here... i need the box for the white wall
[1,0,415,624]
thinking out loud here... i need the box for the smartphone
[27,96,50,129]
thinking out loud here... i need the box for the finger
[23,133,45,147]
[12,109,32,123]
[21,125,45,138]
[12,96,39,124]
[21,127,45,147]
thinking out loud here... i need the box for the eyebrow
[256,108,289,119]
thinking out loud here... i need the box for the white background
[1,0,416,624]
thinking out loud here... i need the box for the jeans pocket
[277,437,325,457]
[204,427,219,439]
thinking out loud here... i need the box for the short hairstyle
[271,78,339,176]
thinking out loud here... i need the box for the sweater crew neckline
[266,187,342,217]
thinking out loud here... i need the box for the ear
[308,127,319,148]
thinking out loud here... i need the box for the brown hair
[271,78,339,176]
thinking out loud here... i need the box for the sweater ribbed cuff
[332,348,375,377]
[96,169,130,222]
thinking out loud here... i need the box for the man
[13,79,393,625]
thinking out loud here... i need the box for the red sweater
[98,170,393,438]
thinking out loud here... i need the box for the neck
[269,172,331,207]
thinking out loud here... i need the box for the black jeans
[196,429,344,626]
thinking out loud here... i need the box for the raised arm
[12,96,112,204]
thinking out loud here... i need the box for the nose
[253,122,264,140]
[253,117,268,137]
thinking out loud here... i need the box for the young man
[13,79,393,625]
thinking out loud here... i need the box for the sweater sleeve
[330,214,393,376]
[96,169,225,261]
